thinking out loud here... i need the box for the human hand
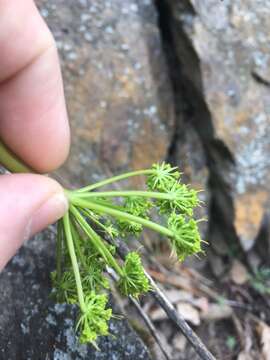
[0,0,70,270]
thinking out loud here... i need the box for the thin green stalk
[88,199,125,210]
[77,169,154,193]
[0,140,33,173]
[66,194,125,212]
[80,208,114,236]
[70,218,88,268]
[71,197,173,238]
[70,205,124,276]
[56,220,63,284]
[71,190,175,201]
[63,212,86,312]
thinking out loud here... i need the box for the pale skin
[0,0,70,270]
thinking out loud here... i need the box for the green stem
[70,205,124,276]
[70,218,88,268]
[71,197,173,238]
[70,190,175,201]
[63,212,86,312]
[56,220,63,284]
[65,192,124,211]
[0,140,34,173]
[80,208,114,237]
[77,169,154,193]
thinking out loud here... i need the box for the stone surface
[0,0,176,358]
[166,0,270,255]
[36,0,174,188]
[0,230,151,360]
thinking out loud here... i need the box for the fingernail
[28,191,69,238]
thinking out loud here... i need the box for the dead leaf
[172,334,187,351]
[230,260,249,285]
[237,351,255,360]
[257,322,270,360]
[147,269,194,293]
[208,250,227,277]
[165,289,193,304]
[201,303,233,321]
[150,307,167,321]
[177,303,200,326]
[192,297,209,312]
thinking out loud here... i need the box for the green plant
[250,267,270,295]
[0,142,204,347]
[226,335,236,351]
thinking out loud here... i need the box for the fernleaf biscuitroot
[52,162,205,344]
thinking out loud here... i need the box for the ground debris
[256,321,270,360]
[230,260,249,285]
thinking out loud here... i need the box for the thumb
[0,174,68,270]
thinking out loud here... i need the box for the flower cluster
[52,162,204,345]
[168,213,202,261]
[76,292,112,344]
[117,197,152,236]
[118,252,150,298]
[147,162,180,190]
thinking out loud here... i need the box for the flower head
[147,162,180,191]
[123,196,152,217]
[51,270,77,304]
[117,197,152,237]
[104,221,119,239]
[118,252,150,298]
[82,257,109,292]
[76,292,112,344]
[157,182,199,216]
[168,213,202,261]
[117,219,143,237]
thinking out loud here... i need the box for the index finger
[0,0,70,173]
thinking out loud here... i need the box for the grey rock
[36,0,174,188]
[0,0,176,358]
[0,229,151,360]
[165,0,270,256]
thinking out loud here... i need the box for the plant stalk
[70,205,124,276]
[70,196,173,237]
[0,140,33,173]
[56,221,63,284]
[70,190,176,201]
[77,169,154,193]
[63,212,86,312]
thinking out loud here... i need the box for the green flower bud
[147,162,180,191]
[168,213,202,261]
[157,182,199,216]
[77,292,112,344]
[118,252,150,298]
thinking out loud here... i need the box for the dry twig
[130,297,171,360]
[112,237,216,360]
[107,267,171,360]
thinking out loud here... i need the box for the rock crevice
[154,0,240,273]
[155,0,270,272]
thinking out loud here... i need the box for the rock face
[37,0,174,187]
[161,0,270,265]
[3,0,269,356]
[0,0,176,358]
[0,230,151,360]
